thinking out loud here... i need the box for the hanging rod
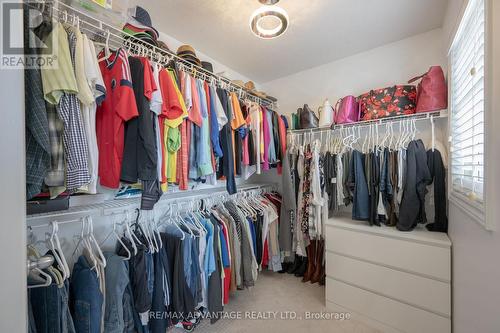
[34,0,277,110]
[26,183,278,226]
[288,110,448,134]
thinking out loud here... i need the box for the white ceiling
[128,0,448,83]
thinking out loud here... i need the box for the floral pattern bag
[358,85,417,121]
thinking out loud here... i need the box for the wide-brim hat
[254,91,267,99]
[177,44,201,66]
[231,80,245,88]
[157,40,171,53]
[201,61,214,73]
[244,81,256,91]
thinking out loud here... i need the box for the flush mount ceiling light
[250,0,289,39]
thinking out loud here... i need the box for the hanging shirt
[217,89,237,194]
[41,22,78,105]
[97,48,138,188]
[261,107,270,171]
[58,26,91,192]
[79,35,106,194]
[207,84,223,158]
[196,79,213,176]
[151,63,164,182]
[249,102,261,174]
[165,70,188,128]
[71,28,94,106]
[188,75,203,127]
[212,86,228,130]
[266,109,277,164]
[180,71,192,112]
[120,56,158,183]
[230,92,246,130]
[166,125,181,182]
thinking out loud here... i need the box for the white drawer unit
[325,216,451,333]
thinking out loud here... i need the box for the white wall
[262,28,446,116]
[0,0,27,331]
[443,1,500,333]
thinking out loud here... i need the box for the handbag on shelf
[358,85,417,121]
[333,95,360,125]
[408,66,448,113]
[298,104,319,129]
[318,99,334,127]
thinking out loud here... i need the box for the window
[449,0,486,219]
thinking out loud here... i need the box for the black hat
[201,61,213,73]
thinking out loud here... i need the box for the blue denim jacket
[70,255,103,333]
[103,252,131,333]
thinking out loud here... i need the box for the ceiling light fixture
[250,0,289,39]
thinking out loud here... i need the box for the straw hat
[244,81,256,91]
[176,45,201,66]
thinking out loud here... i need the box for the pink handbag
[334,96,360,125]
[408,66,448,113]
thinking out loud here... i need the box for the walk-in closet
[1,0,499,332]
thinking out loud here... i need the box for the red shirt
[96,49,138,188]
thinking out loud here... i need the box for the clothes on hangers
[26,19,284,207]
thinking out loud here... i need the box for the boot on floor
[310,240,324,284]
[302,240,316,283]
[279,262,291,274]
[287,255,302,274]
[294,256,308,277]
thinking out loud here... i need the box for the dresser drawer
[325,224,450,281]
[326,252,450,316]
[326,278,451,333]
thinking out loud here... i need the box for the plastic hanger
[101,215,131,260]
[48,221,69,281]
[28,268,53,289]
[123,211,138,255]
[166,203,186,240]
[86,216,107,268]
[98,30,112,62]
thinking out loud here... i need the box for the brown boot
[310,240,324,284]
[302,240,316,282]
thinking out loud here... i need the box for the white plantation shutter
[450,0,485,206]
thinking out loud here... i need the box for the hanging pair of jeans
[30,280,75,333]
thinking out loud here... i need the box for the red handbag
[408,66,448,113]
[358,85,417,121]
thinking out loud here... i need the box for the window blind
[450,0,485,205]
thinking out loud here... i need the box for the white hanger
[114,217,131,260]
[97,30,111,62]
[123,211,138,255]
[167,203,186,240]
[47,221,69,281]
[28,268,53,289]
[86,216,107,268]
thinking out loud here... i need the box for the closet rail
[288,110,448,134]
[26,183,278,226]
[33,0,277,110]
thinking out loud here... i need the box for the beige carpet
[172,270,381,333]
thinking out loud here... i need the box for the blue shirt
[209,86,223,158]
[219,226,230,268]
[203,219,216,280]
[196,80,213,177]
